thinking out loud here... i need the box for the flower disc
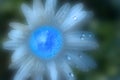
[29,26,63,59]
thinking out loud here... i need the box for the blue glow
[29,26,63,59]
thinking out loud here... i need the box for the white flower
[3,0,98,80]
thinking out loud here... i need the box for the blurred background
[0,0,120,80]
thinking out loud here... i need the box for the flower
[3,0,98,80]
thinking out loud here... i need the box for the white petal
[47,62,58,80]
[56,3,71,24]
[32,0,46,28]
[65,52,96,71]
[13,59,33,80]
[65,32,98,50]
[45,0,57,16]
[33,0,44,16]
[8,30,25,40]
[32,75,43,80]
[60,62,75,80]
[10,55,33,69]
[30,60,44,80]
[21,3,33,25]
[61,4,88,31]
[31,69,43,80]
[9,22,27,30]
[11,46,27,63]
[3,40,21,50]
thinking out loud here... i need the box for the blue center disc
[29,26,63,59]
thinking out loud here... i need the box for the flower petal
[3,40,21,50]
[11,46,27,63]
[56,3,71,24]
[31,60,44,80]
[21,3,33,26]
[61,4,88,31]
[65,52,96,71]
[8,30,25,40]
[65,32,98,50]
[45,0,57,16]
[33,0,45,25]
[32,75,43,80]
[9,22,27,30]
[60,62,75,80]
[33,0,44,16]
[10,55,33,69]
[13,59,33,80]
[47,62,58,80]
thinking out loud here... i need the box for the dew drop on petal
[82,34,85,37]
[79,55,82,58]
[67,56,71,60]
[88,34,94,39]
[80,37,84,40]
[69,73,74,77]
[73,16,77,20]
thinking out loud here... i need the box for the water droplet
[80,55,82,58]
[82,34,85,37]
[67,56,71,60]
[73,16,77,20]
[81,37,84,40]
[69,73,74,77]
[89,34,92,37]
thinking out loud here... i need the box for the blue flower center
[29,26,63,59]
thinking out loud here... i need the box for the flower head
[3,0,98,80]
